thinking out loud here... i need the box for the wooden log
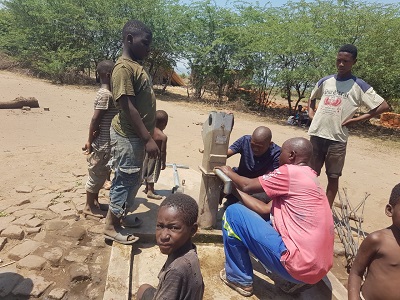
[0,97,39,109]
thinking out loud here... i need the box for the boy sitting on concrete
[136,193,204,300]
[348,183,400,300]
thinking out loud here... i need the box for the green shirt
[111,56,156,138]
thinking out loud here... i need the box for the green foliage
[0,0,399,112]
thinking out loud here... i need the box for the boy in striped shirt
[82,60,117,218]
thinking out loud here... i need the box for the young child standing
[136,193,204,300]
[103,20,159,244]
[142,110,168,200]
[82,60,117,218]
[348,183,400,300]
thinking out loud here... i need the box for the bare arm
[342,100,390,126]
[308,98,316,120]
[119,95,159,158]
[227,148,235,158]
[348,233,380,300]
[160,136,167,170]
[82,109,106,154]
[215,165,264,194]
[236,189,272,218]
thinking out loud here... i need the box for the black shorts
[310,136,347,178]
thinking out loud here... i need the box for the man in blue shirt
[224,126,281,206]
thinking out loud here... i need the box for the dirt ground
[0,70,399,294]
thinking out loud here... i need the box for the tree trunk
[0,97,39,109]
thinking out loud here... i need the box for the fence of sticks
[332,188,369,271]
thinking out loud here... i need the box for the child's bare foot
[83,205,107,219]
[147,191,163,200]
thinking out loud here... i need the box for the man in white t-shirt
[307,44,389,207]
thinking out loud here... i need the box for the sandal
[220,269,253,297]
[104,231,139,245]
[121,215,143,228]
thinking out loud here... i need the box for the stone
[12,275,52,297]
[36,189,52,195]
[0,200,13,211]
[62,226,86,240]
[64,247,91,263]
[16,254,47,270]
[334,241,346,257]
[25,217,43,228]
[28,198,53,210]
[8,240,41,260]
[47,288,67,299]
[46,220,69,231]
[75,188,86,194]
[36,210,57,220]
[62,191,76,198]
[15,185,33,193]
[49,202,72,214]
[3,206,19,214]
[42,247,63,266]
[69,263,91,282]
[14,198,31,206]
[87,224,104,235]
[0,216,16,232]
[0,237,7,251]
[12,214,34,226]
[72,171,86,177]
[60,209,78,220]
[12,208,37,218]
[0,272,24,297]
[1,225,24,240]
[85,283,102,299]
[25,227,41,234]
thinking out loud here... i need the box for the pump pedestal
[197,112,233,229]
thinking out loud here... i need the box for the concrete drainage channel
[102,167,348,300]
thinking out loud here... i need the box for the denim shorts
[85,149,111,193]
[108,127,145,218]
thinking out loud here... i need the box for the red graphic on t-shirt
[323,96,342,106]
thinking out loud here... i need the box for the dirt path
[1,70,399,231]
[0,70,399,297]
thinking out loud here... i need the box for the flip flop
[104,231,139,245]
[121,215,143,228]
[220,269,253,297]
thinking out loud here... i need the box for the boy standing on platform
[103,20,158,244]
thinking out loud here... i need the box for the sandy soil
[0,70,399,288]
[1,70,399,231]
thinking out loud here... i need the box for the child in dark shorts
[142,110,168,200]
[136,193,204,300]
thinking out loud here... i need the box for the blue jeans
[108,127,145,218]
[222,203,302,286]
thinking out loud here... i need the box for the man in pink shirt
[217,137,333,297]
